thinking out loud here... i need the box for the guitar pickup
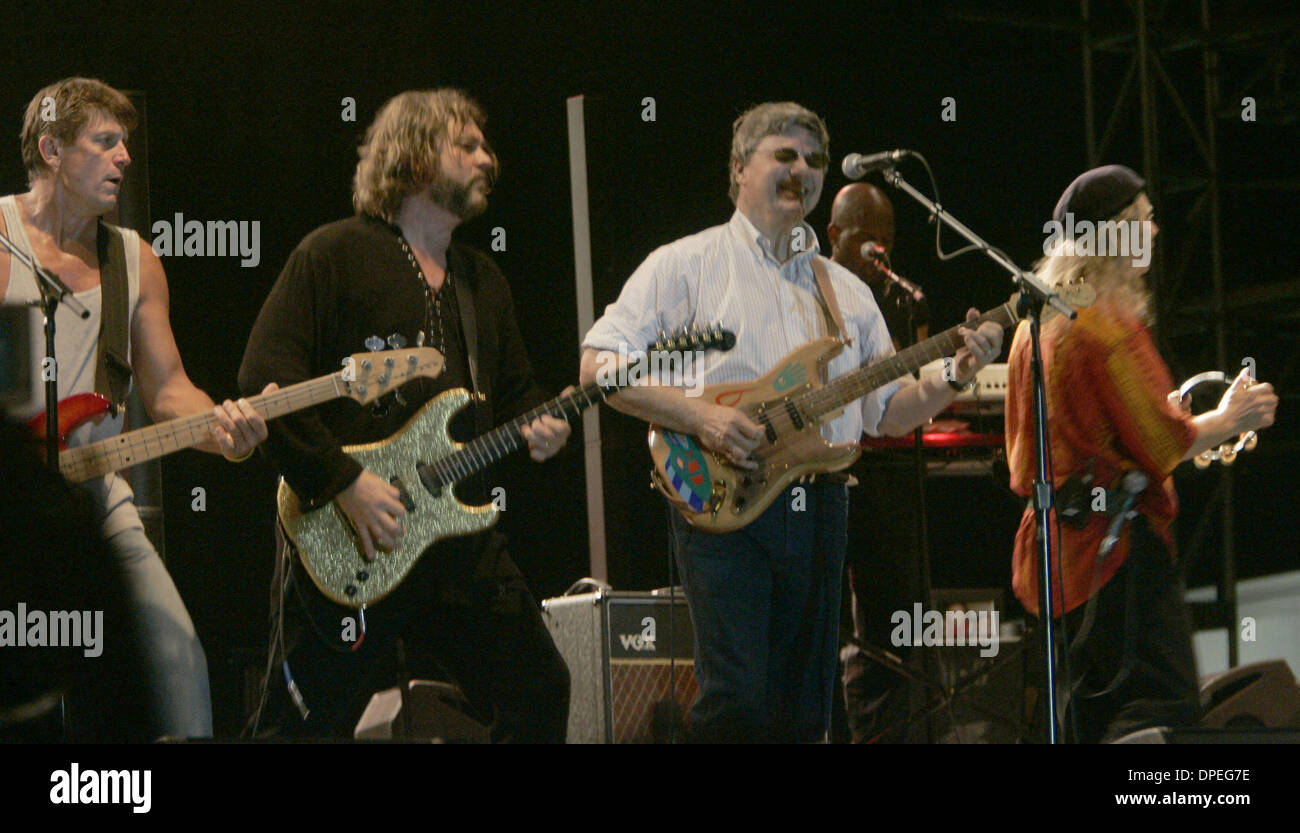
[416,463,443,499]
[390,476,417,512]
[784,400,803,430]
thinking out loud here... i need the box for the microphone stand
[0,228,90,475]
[878,163,1077,743]
[868,250,939,741]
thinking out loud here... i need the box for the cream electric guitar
[29,348,445,482]
[279,326,736,608]
[648,296,1035,532]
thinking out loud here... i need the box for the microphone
[860,243,924,303]
[1098,470,1149,559]
[841,150,908,180]
[861,242,888,263]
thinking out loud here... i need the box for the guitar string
[62,373,352,478]
[426,331,719,486]
[793,304,1011,421]
[432,338,697,485]
[750,304,1012,443]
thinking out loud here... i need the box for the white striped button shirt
[583,209,904,442]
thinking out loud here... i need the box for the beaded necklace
[396,233,451,357]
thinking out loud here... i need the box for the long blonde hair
[1035,197,1153,324]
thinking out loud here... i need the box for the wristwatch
[947,376,976,393]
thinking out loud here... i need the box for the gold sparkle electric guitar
[279,326,736,608]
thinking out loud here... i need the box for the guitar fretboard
[422,382,615,486]
[422,327,732,486]
[60,375,345,483]
[796,302,1018,419]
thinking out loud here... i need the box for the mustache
[779,177,810,196]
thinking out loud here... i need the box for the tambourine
[1178,370,1259,468]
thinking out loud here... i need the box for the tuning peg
[364,335,384,352]
[387,333,407,349]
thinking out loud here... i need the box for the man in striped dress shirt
[580,102,1005,742]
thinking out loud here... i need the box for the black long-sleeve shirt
[238,215,546,509]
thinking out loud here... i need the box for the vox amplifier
[542,590,696,743]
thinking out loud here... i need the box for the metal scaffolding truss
[951,0,1300,668]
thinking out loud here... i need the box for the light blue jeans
[107,524,212,739]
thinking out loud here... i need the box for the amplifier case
[542,591,696,744]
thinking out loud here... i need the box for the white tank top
[1,194,144,537]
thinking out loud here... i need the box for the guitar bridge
[708,479,727,518]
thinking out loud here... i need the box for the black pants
[260,528,569,742]
[841,457,925,743]
[1029,519,1201,743]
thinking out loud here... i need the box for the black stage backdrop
[2,1,1295,736]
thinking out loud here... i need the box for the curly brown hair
[352,89,498,221]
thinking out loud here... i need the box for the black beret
[1052,164,1146,229]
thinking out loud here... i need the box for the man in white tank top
[1,78,274,739]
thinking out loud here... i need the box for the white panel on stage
[1188,570,1300,675]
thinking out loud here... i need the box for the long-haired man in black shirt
[239,89,570,741]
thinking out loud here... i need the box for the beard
[427,171,490,221]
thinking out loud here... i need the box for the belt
[1055,471,1131,530]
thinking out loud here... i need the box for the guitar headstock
[338,348,445,405]
[647,323,737,355]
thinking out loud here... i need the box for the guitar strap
[810,256,849,355]
[94,220,133,410]
[450,247,488,435]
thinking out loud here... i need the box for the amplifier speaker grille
[543,591,696,743]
